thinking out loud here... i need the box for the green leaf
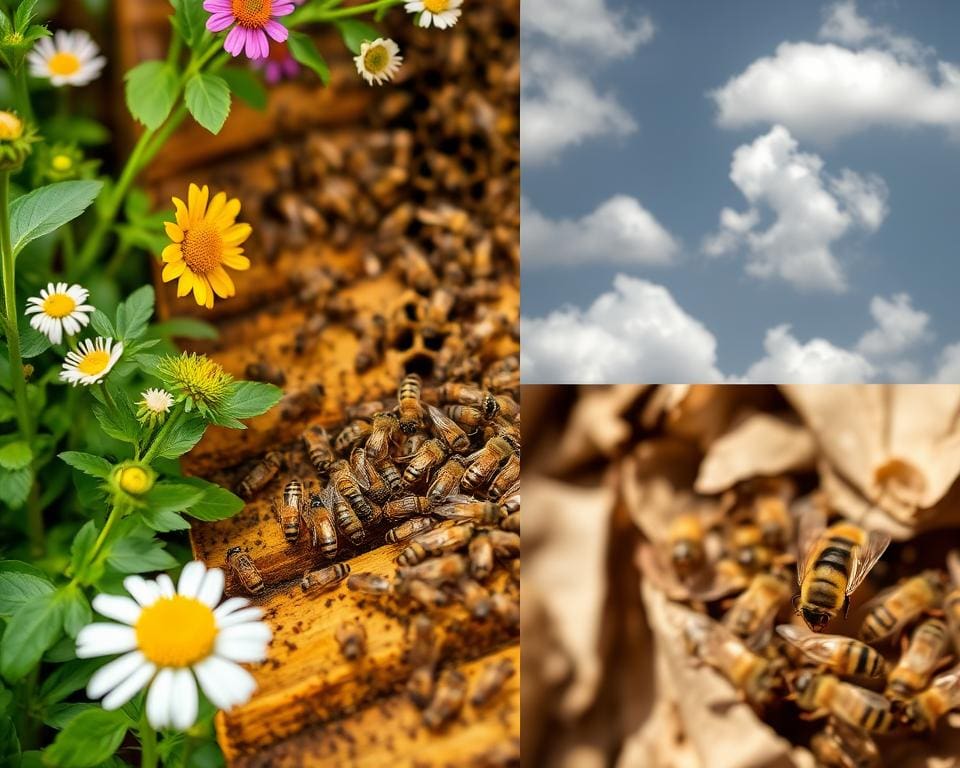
[106,537,177,574]
[0,561,54,617]
[141,508,190,532]
[220,66,268,109]
[222,381,282,420]
[43,707,131,768]
[115,285,154,341]
[185,73,231,134]
[43,702,98,731]
[0,467,32,509]
[92,401,140,445]
[61,585,92,638]
[14,0,38,31]
[153,413,207,459]
[0,716,18,768]
[125,61,179,130]
[0,440,31,470]
[39,658,105,706]
[9,181,103,255]
[170,0,208,47]
[150,317,218,341]
[143,482,205,514]
[69,521,98,584]
[88,309,116,339]
[59,451,113,479]
[180,478,244,522]
[18,318,52,358]
[0,392,14,422]
[335,19,379,54]
[288,31,331,85]
[0,592,63,681]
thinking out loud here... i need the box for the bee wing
[836,679,892,713]
[930,663,960,699]
[776,624,847,666]
[796,502,827,587]
[846,531,891,595]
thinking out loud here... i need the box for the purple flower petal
[265,20,288,43]
[244,28,265,59]
[224,26,245,56]
[203,0,231,11]
[273,4,296,17]
[206,12,235,32]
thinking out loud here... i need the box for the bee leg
[842,595,851,618]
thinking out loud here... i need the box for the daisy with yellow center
[354,38,403,86]
[27,30,106,87]
[137,387,175,426]
[405,0,463,29]
[25,282,94,345]
[60,337,123,386]
[77,562,271,730]
[162,184,252,309]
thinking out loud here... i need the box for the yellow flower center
[364,45,390,74]
[119,466,152,495]
[48,51,81,76]
[423,0,449,11]
[232,0,272,27]
[42,293,76,319]
[52,154,73,172]
[0,111,23,141]
[135,596,217,668]
[77,349,110,376]
[181,224,224,275]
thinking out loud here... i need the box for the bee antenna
[791,594,802,614]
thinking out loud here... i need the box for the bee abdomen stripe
[872,605,897,629]
[827,536,856,547]
[855,644,870,674]
[809,587,838,608]
[815,547,851,575]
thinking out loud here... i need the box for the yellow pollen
[181,224,224,275]
[423,0,449,11]
[364,46,389,73]
[52,154,73,171]
[0,111,22,140]
[48,51,81,76]
[42,293,76,319]
[232,0,272,27]
[77,350,110,376]
[119,466,152,495]
[135,596,217,668]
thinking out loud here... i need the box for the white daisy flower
[60,337,123,386]
[24,282,94,345]
[139,388,174,415]
[77,562,271,731]
[405,0,462,29]
[354,38,403,86]
[28,29,106,87]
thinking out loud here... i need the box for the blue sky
[521,0,960,383]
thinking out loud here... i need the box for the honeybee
[274,480,303,542]
[227,547,265,595]
[859,570,946,643]
[886,618,951,700]
[330,460,379,524]
[488,454,520,501]
[470,659,515,708]
[440,384,499,421]
[398,373,424,434]
[347,572,392,596]
[383,495,432,520]
[946,550,960,652]
[903,663,960,731]
[304,491,338,559]
[397,554,466,585]
[402,438,447,487]
[487,530,520,559]
[366,412,399,461]
[302,425,334,476]
[796,507,890,632]
[350,447,391,504]
[375,457,403,495]
[776,625,886,678]
[462,437,515,493]
[501,512,519,533]
[810,719,879,768]
[385,516,436,543]
[425,403,470,453]
[405,578,448,607]
[398,523,474,567]
[323,483,365,546]
[790,670,897,733]
[459,578,492,619]
[237,451,281,499]
[469,533,494,580]
[334,420,372,454]
[423,668,467,730]
[755,495,792,550]
[335,621,367,660]
[301,562,351,593]
[722,571,791,649]
[493,394,519,421]
[667,514,708,582]
[427,457,467,504]
[729,524,774,572]
[445,405,487,429]
[407,615,438,708]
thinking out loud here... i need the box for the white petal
[156,573,176,598]
[196,567,225,607]
[171,668,199,730]
[214,597,251,620]
[146,667,174,730]
[124,575,160,607]
[87,651,148,699]
[214,638,270,664]
[92,594,142,625]
[76,624,138,657]
[217,623,271,645]
[177,561,206,598]
[216,607,263,629]
[193,656,256,711]
[101,659,155,710]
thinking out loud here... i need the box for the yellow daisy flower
[161,183,252,309]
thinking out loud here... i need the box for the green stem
[68,501,125,589]
[141,405,183,464]
[293,0,403,22]
[0,170,43,557]
[11,65,34,123]
[140,709,158,768]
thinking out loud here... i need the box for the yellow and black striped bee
[462,436,515,494]
[445,405,487,429]
[274,479,303,542]
[383,495,432,520]
[330,460,379,524]
[301,562,351,594]
[439,383,499,421]
[397,554,466,586]
[227,547,265,595]
[398,373,423,434]
[402,438,447,488]
[425,403,470,453]
[334,420,373,455]
[375,457,403,495]
[323,483,364,546]
[796,507,890,632]
[237,451,281,499]
[434,495,501,526]
[886,618,951,700]
[668,514,708,582]
[304,491,338,559]
[859,570,946,643]
[790,670,897,734]
[722,571,791,649]
[810,719,879,768]
[397,523,474,567]
[385,516,436,543]
[776,624,887,678]
[469,533,494,580]
[350,446,391,504]
[366,412,399,462]
[302,425,333,476]
[423,668,467,731]
[903,662,960,731]
[346,572,392,596]
[945,550,960,653]
[470,658,515,708]
[427,457,466,504]
[487,453,519,501]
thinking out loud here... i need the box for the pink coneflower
[204,0,296,60]
[252,42,300,84]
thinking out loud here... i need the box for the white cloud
[934,344,960,383]
[522,196,679,268]
[521,275,724,384]
[819,0,931,63]
[703,125,888,292]
[522,0,654,58]
[743,325,876,383]
[855,293,932,360]
[711,42,960,143]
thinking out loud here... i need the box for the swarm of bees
[641,489,960,768]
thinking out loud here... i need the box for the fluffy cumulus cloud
[521,275,724,384]
[521,0,652,163]
[703,125,888,292]
[522,196,679,268]
[934,344,960,383]
[855,293,932,360]
[819,0,932,62]
[743,325,875,383]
